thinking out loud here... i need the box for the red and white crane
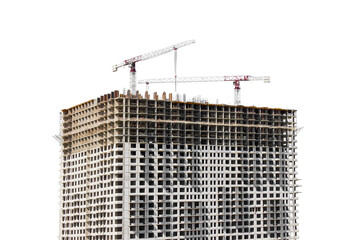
[138,75,270,105]
[113,40,195,94]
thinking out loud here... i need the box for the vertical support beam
[174,48,178,93]
[130,62,136,95]
[123,142,131,240]
[233,80,241,105]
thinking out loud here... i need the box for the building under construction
[59,90,299,240]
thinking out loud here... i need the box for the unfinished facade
[59,90,299,240]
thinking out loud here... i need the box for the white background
[1,1,359,239]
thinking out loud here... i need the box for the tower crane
[113,40,195,94]
[138,75,270,105]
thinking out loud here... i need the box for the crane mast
[113,40,195,94]
[138,75,270,105]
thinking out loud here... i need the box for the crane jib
[113,40,196,94]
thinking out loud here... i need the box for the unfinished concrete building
[59,90,299,240]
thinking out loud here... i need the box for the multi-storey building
[59,90,299,240]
